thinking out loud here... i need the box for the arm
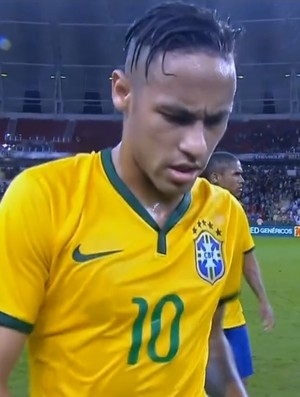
[205,305,248,397]
[243,251,274,331]
[0,328,26,397]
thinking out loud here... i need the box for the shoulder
[11,151,102,195]
[25,151,100,183]
[193,178,242,208]
[192,178,247,223]
[0,152,102,213]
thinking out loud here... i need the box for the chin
[161,181,194,199]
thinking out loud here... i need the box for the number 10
[128,294,184,365]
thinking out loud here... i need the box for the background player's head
[201,151,244,198]
[112,2,242,198]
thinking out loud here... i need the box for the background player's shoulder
[194,177,232,201]
[193,178,244,215]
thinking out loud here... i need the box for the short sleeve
[242,213,255,254]
[219,202,252,305]
[0,171,52,334]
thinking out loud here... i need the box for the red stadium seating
[15,119,68,141]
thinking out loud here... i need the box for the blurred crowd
[0,166,22,200]
[218,125,300,153]
[242,165,300,225]
[238,129,300,153]
[0,181,8,198]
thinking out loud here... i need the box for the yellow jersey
[223,300,246,329]
[222,214,255,329]
[0,148,249,397]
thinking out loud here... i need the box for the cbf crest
[195,231,225,284]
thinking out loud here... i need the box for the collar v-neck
[101,148,191,254]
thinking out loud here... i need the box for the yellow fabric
[223,213,254,329]
[0,149,249,397]
[223,299,246,329]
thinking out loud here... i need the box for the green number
[128,294,184,365]
[128,297,148,365]
[148,294,184,362]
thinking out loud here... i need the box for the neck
[111,143,184,214]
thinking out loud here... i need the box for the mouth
[167,164,201,184]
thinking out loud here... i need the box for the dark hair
[125,1,242,78]
[201,151,239,179]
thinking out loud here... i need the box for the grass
[9,237,300,396]
[245,237,300,396]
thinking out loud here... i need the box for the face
[112,50,236,198]
[214,160,244,198]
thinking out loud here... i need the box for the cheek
[205,131,222,153]
[130,114,170,163]
[146,114,179,146]
[217,120,229,140]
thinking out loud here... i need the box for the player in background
[202,151,275,385]
[0,3,248,397]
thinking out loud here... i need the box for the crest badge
[195,231,225,284]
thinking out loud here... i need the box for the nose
[240,175,245,184]
[178,122,207,161]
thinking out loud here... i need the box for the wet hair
[125,1,242,78]
[201,151,239,180]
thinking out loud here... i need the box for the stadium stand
[0,117,299,225]
[242,165,300,225]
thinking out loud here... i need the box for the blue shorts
[224,324,254,379]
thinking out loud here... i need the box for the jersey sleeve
[219,201,251,305]
[242,213,255,253]
[0,171,53,334]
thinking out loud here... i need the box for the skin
[111,50,236,225]
[0,328,24,397]
[206,305,246,397]
[211,160,244,199]
[243,252,274,333]
[0,50,247,397]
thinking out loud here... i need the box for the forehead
[225,160,243,173]
[140,51,236,111]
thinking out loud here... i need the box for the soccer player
[202,151,275,385]
[0,3,248,397]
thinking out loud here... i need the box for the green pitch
[9,237,300,397]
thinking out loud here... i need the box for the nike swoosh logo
[72,245,122,263]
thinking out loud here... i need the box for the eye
[204,114,227,128]
[162,113,194,126]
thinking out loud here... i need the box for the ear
[211,172,219,184]
[111,69,131,113]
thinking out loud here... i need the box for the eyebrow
[157,104,231,121]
